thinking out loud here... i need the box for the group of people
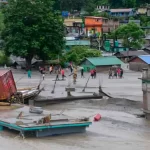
[109,67,123,79]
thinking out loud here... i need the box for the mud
[1,70,150,150]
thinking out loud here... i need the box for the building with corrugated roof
[80,56,124,72]
[109,8,135,17]
[114,50,149,62]
[129,55,150,71]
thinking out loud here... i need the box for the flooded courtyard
[0,70,150,150]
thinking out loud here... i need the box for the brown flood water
[1,100,150,150]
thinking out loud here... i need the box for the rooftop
[115,50,148,57]
[139,55,150,65]
[86,56,124,66]
[84,16,108,19]
[110,9,133,13]
[66,40,90,46]
[0,70,10,76]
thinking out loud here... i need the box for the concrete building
[84,16,119,36]
[137,7,150,16]
[102,18,119,33]
[96,5,110,12]
[84,16,102,36]
[81,56,124,72]
[64,19,84,36]
[129,55,150,71]
[109,9,135,17]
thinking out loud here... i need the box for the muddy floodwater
[1,99,150,150]
[1,70,150,150]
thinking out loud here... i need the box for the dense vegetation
[61,46,101,65]
[54,0,150,12]
[1,0,65,68]
[111,22,145,49]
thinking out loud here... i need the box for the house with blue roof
[129,55,150,71]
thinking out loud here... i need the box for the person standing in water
[108,68,112,79]
[90,69,94,79]
[61,68,65,80]
[27,69,31,78]
[81,68,84,78]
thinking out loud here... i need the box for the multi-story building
[84,16,119,36]
[109,9,135,17]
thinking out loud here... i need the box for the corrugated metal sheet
[110,9,132,13]
[0,70,17,100]
[116,50,148,57]
[66,40,90,46]
[139,55,150,64]
[86,56,124,66]
[0,70,9,76]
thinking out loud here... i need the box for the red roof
[0,70,10,76]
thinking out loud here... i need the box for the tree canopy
[62,46,101,65]
[113,22,145,49]
[2,0,64,68]
[54,0,149,13]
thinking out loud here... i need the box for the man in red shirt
[90,69,94,79]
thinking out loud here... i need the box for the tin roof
[66,40,90,46]
[86,56,124,66]
[115,50,148,57]
[110,9,133,13]
[0,70,10,76]
[139,55,150,64]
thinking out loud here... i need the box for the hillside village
[1,1,150,149]
[0,0,149,72]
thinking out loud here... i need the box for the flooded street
[1,101,150,150]
[1,70,150,150]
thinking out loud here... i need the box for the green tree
[62,46,101,65]
[84,0,96,15]
[0,11,4,32]
[114,22,145,49]
[54,0,85,12]
[122,0,136,7]
[2,0,64,68]
[0,51,10,66]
